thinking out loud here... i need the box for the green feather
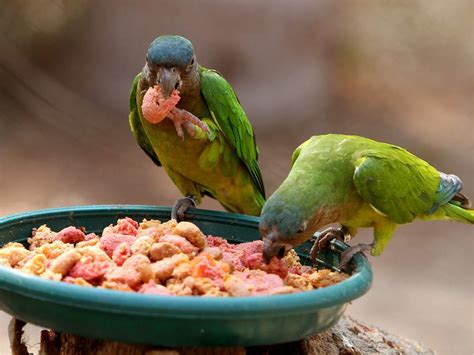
[441,203,474,223]
[200,68,265,198]
[352,146,440,224]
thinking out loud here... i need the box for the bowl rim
[0,205,373,318]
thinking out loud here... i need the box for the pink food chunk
[237,241,289,278]
[222,249,245,271]
[104,266,141,288]
[55,227,85,244]
[112,242,131,266]
[141,86,181,124]
[289,265,314,275]
[234,270,285,295]
[190,255,231,288]
[99,233,136,258]
[207,236,246,271]
[139,281,172,295]
[159,234,198,255]
[85,233,98,241]
[68,259,113,283]
[207,236,232,249]
[116,217,139,236]
[207,238,289,278]
[244,252,289,279]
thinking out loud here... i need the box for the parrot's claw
[171,196,197,221]
[309,226,350,262]
[168,108,209,140]
[339,243,373,271]
[183,122,196,137]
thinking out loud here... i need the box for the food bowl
[0,205,372,346]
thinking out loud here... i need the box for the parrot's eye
[296,221,308,234]
[190,58,194,65]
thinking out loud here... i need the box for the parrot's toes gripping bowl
[0,205,372,347]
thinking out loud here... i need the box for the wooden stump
[8,316,434,354]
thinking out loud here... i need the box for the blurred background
[0,0,472,353]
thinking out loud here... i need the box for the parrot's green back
[267,134,473,256]
[128,69,265,216]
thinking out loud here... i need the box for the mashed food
[0,218,347,297]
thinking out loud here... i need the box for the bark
[8,316,434,355]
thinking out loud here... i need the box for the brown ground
[0,1,472,353]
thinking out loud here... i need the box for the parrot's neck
[279,168,344,233]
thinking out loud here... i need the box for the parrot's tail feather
[441,203,474,224]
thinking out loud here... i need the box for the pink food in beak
[141,85,181,124]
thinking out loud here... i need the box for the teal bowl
[0,205,372,346]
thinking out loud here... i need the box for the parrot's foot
[168,108,209,139]
[171,196,197,221]
[309,226,350,261]
[339,243,373,270]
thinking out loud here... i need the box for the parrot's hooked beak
[262,228,293,263]
[157,67,181,98]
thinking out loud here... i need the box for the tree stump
[8,316,433,355]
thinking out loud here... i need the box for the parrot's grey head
[141,35,199,98]
[259,198,310,263]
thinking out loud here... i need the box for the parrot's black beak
[262,229,292,264]
[157,67,181,98]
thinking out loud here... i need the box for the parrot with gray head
[129,35,265,220]
[260,134,473,267]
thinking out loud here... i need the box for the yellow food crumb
[173,222,207,250]
[76,238,100,248]
[0,243,30,267]
[28,225,57,249]
[285,273,313,291]
[138,219,162,230]
[67,277,92,287]
[35,240,73,260]
[39,269,62,281]
[50,250,81,276]
[76,246,111,262]
[131,236,154,256]
[282,249,300,269]
[101,281,134,292]
[122,254,153,283]
[149,242,181,261]
[152,253,189,283]
[139,219,177,241]
[21,254,48,275]
[307,269,348,288]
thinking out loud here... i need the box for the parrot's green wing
[129,73,161,166]
[353,147,441,224]
[200,68,265,197]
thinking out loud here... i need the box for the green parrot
[129,35,265,219]
[260,134,473,267]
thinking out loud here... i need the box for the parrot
[129,35,265,220]
[259,134,473,268]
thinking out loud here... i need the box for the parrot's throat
[175,67,202,113]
